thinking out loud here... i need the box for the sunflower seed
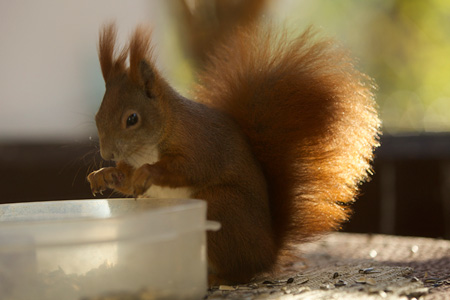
[219,285,235,291]
[334,279,347,287]
[356,277,367,284]
[359,267,375,274]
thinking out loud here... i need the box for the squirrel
[87,22,380,285]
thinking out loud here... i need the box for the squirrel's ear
[139,60,156,98]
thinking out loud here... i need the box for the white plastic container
[0,198,219,300]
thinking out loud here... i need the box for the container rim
[0,198,206,227]
[0,198,221,248]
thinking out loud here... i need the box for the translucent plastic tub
[0,198,219,300]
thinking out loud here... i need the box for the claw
[132,186,145,199]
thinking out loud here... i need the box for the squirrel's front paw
[87,167,124,196]
[131,164,154,197]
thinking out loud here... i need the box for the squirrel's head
[95,23,168,164]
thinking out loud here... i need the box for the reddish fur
[88,22,380,284]
[195,24,380,256]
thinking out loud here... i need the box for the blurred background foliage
[157,0,450,134]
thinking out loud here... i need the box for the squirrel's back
[195,23,381,256]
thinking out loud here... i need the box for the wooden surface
[207,233,450,299]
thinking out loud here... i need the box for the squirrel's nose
[100,149,115,161]
[98,133,115,161]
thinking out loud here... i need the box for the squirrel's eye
[126,113,139,128]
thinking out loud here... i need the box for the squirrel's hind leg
[197,186,278,285]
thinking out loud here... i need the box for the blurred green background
[2,0,449,140]
[159,0,450,134]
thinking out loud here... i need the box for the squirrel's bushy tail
[195,24,380,256]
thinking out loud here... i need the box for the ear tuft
[98,22,127,82]
[129,25,154,87]
[98,23,158,93]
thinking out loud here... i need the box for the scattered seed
[369,250,378,258]
[379,291,388,298]
[262,280,274,285]
[295,277,309,284]
[286,277,294,284]
[320,284,334,290]
[289,286,310,294]
[403,288,429,298]
[434,281,444,287]
[356,277,367,284]
[332,272,339,279]
[237,286,252,290]
[411,277,420,282]
[359,267,375,274]
[411,245,419,253]
[366,278,377,285]
[334,279,347,287]
[424,278,440,283]
[219,285,236,291]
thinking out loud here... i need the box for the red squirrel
[87,22,380,285]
